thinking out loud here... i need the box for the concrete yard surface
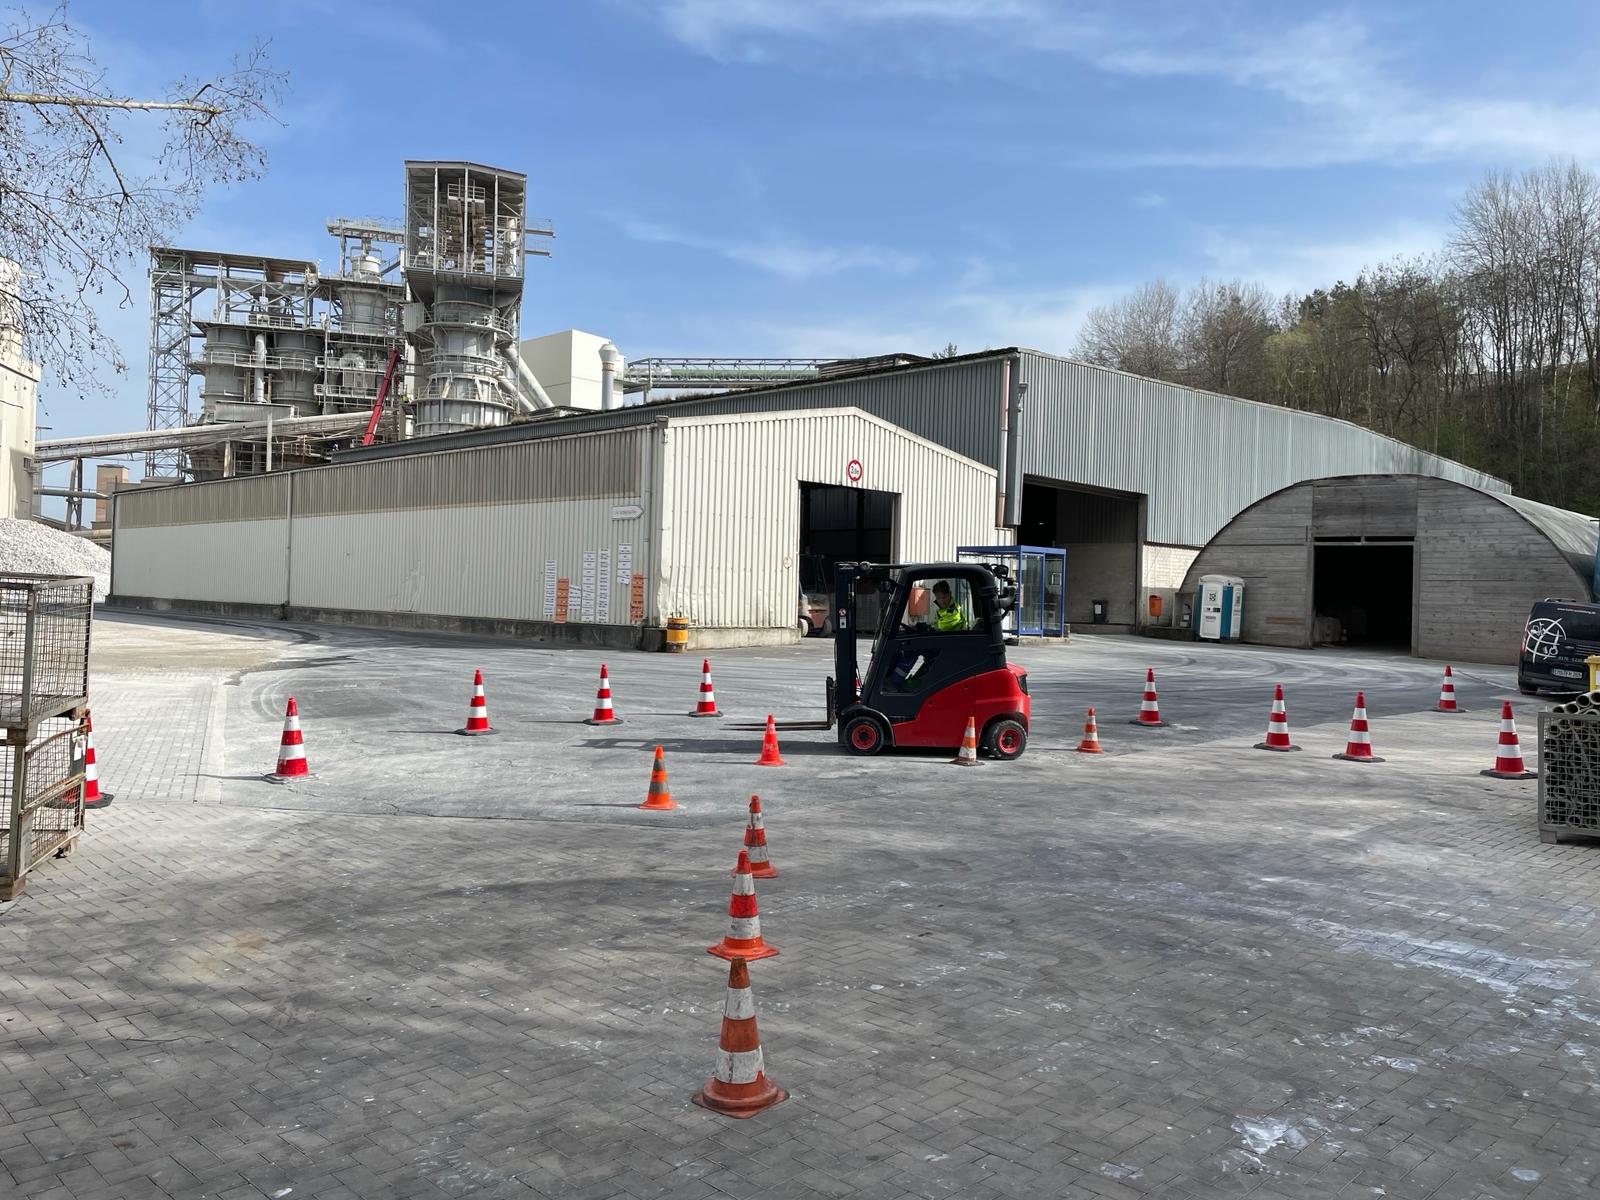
[3,611,1599,1200]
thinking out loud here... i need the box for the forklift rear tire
[984,718,1028,761]
[843,715,888,756]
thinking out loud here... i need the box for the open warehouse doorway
[798,482,898,636]
[1313,542,1414,649]
[1021,479,1143,630]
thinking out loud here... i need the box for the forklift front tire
[984,718,1028,761]
[843,715,888,756]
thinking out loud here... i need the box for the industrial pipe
[253,333,268,405]
[1003,353,1025,529]
[599,342,622,411]
[504,346,554,413]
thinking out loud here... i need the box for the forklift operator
[931,581,967,632]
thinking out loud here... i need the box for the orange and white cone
[269,697,312,781]
[1481,700,1537,779]
[639,745,677,810]
[1332,691,1384,763]
[1130,668,1166,727]
[1076,707,1104,754]
[690,658,722,718]
[708,850,778,961]
[754,714,785,766]
[584,663,623,725]
[457,669,495,736]
[744,796,776,878]
[82,710,113,809]
[951,716,981,765]
[692,955,787,1118]
[1435,665,1463,713]
[1254,684,1299,752]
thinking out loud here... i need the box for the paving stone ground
[3,612,1599,1200]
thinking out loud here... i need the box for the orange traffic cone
[708,850,778,960]
[82,710,113,809]
[639,745,677,810]
[754,714,785,766]
[692,956,787,1118]
[269,697,312,781]
[457,669,495,736]
[1254,684,1299,752]
[1332,692,1384,763]
[951,716,980,765]
[1130,668,1166,727]
[585,663,623,725]
[690,658,722,718]
[1481,701,1537,779]
[1435,665,1463,713]
[1076,707,1104,754]
[744,796,776,878]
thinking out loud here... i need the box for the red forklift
[755,561,1031,759]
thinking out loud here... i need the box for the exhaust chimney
[598,341,622,411]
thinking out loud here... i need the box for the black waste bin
[1092,600,1108,624]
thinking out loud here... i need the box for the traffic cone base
[744,796,776,879]
[709,851,778,960]
[1076,707,1104,754]
[1481,701,1536,779]
[951,716,981,766]
[640,745,677,810]
[755,715,785,766]
[1127,717,1168,727]
[1256,742,1303,753]
[692,957,787,1119]
[1333,751,1386,763]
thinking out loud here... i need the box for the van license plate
[1553,668,1584,679]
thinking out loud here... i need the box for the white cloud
[634,2,1600,168]
[1131,192,1167,209]
[616,216,919,280]
[1193,218,1447,298]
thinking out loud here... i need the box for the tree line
[1073,161,1600,514]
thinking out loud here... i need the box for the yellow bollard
[1585,654,1600,692]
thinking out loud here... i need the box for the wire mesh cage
[1,717,84,899]
[1537,710,1600,844]
[0,574,93,730]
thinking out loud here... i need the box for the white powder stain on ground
[1368,1055,1424,1073]
[1101,1163,1142,1180]
[1511,1167,1542,1182]
[1231,1116,1308,1155]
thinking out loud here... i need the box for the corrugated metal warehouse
[113,349,1544,649]
[1180,474,1599,663]
[111,408,999,647]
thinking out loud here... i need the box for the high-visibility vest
[934,599,965,631]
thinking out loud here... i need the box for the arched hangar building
[112,349,1559,651]
[1182,474,1598,664]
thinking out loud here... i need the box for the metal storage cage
[955,545,1068,637]
[0,575,94,728]
[1538,710,1600,845]
[0,575,93,900]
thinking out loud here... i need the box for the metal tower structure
[403,161,551,438]
[145,250,197,481]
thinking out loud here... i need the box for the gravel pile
[0,518,111,600]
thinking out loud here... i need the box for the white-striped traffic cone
[1130,668,1166,727]
[269,697,312,781]
[82,710,114,809]
[1435,665,1463,713]
[690,658,721,718]
[1332,692,1384,763]
[692,955,787,1118]
[1076,707,1104,753]
[1481,700,1537,779]
[708,850,778,961]
[584,663,623,725]
[951,716,981,765]
[458,669,495,735]
[1254,684,1299,752]
[743,796,776,878]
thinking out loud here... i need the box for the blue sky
[33,0,1600,446]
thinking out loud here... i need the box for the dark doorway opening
[798,484,898,635]
[1020,478,1142,628]
[1313,543,1413,648]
